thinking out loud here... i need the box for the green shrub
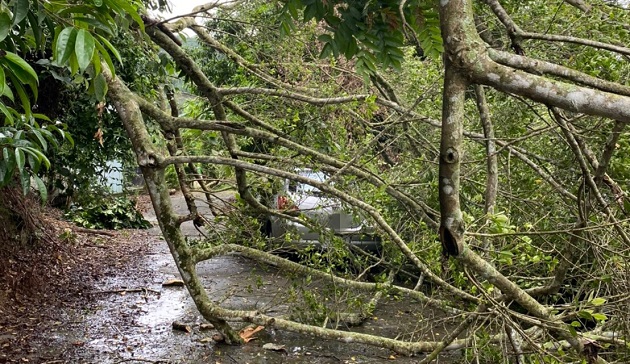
[65,195,151,230]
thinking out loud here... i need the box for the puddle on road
[135,288,188,328]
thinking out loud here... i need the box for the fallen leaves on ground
[199,323,214,330]
[172,321,192,333]
[239,325,264,342]
[162,278,185,287]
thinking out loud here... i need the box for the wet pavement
[4,193,463,363]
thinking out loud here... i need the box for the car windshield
[288,170,326,193]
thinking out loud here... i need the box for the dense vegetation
[2,0,630,362]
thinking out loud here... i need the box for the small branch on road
[73,227,117,237]
[87,288,161,295]
[115,358,171,364]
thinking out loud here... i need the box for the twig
[87,288,161,295]
[83,243,110,249]
[115,358,171,363]
[73,227,116,237]
[468,216,630,237]
[417,304,485,364]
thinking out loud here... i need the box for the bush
[65,195,151,230]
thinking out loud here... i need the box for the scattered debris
[87,287,161,295]
[0,334,15,344]
[211,333,225,343]
[262,343,287,352]
[171,321,192,333]
[162,278,185,287]
[73,227,117,237]
[199,323,214,331]
[239,325,264,343]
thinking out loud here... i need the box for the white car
[260,169,381,252]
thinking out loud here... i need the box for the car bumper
[270,218,381,251]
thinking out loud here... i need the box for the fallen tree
[99,0,630,362]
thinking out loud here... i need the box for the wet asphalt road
[30,192,462,363]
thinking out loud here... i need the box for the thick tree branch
[135,95,440,229]
[474,85,498,215]
[489,49,630,98]
[219,86,369,105]
[482,0,629,56]
[437,64,467,257]
[160,153,478,302]
[476,60,630,123]
[102,64,242,344]
[193,243,462,315]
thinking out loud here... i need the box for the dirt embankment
[0,193,152,363]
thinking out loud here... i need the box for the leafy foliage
[45,30,170,204]
[0,114,71,200]
[280,0,443,74]
[65,194,151,230]
[0,0,146,201]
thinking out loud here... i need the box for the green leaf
[319,42,333,59]
[304,3,318,21]
[93,73,107,102]
[30,129,47,151]
[12,0,29,26]
[590,297,606,306]
[22,146,49,169]
[32,113,50,121]
[15,147,25,174]
[14,130,24,141]
[95,34,122,64]
[109,0,144,31]
[0,101,14,125]
[0,61,38,103]
[7,73,31,116]
[318,34,333,43]
[578,310,593,320]
[0,160,6,186]
[4,51,38,84]
[2,82,14,101]
[64,132,74,148]
[27,11,43,51]
[19,169,30,195]
[287,0,298,20]
[0,66,5,96]
[75,29,95,72]
[94,39,115,76]
[592,313,608,322]
[1,56,38,102]
[0,12,11,42]
[27,153,38,174]
[33,174,47,203]
[91,50,101,75]
[54,27,78,66]
[71,17,113,35]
